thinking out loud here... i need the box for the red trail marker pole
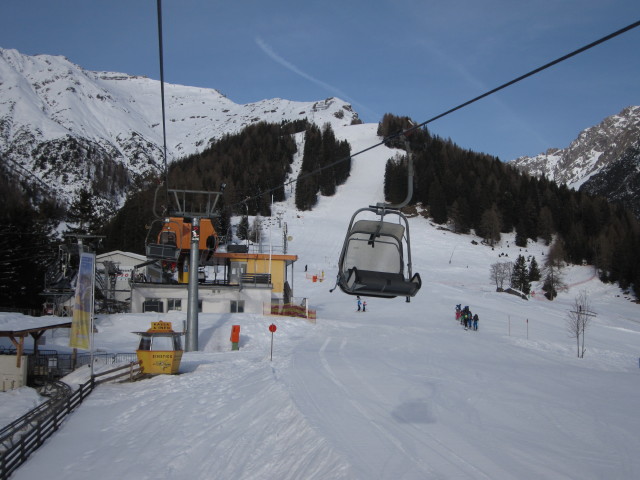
[269,324,277,361]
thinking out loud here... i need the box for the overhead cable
[228,19,640,212]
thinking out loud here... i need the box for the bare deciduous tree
[542,238,566,300]
[566,290,596,358]
[249,215,262,244]
[490,261,513,291]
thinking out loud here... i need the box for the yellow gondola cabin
[133,321,183,375]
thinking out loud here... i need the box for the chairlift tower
[161,187,224,352]
[153,1,225,351]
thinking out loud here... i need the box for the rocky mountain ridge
[509,105,640,190]
[509,105,640,216]
[0,47,360,216]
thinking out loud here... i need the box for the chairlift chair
[335,206,421,299]
[145,218,181,261]
[332,130,421,301]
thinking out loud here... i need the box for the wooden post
[9,335,25,368]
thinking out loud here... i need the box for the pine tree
[236,216,249,241]
[450,197,470,234]
[537,206,554,245]
[528,256,541,282]
[480,205,502,246]
[515,219,528,247]
[511,255,531,294]
[384,155,407,205]
[428,178,447,224]
[66,188,97,234]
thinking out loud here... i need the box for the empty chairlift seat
[336,209,421,299]
[146,230,179,260]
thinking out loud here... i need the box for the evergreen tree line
[101,120,351,253]
[168,121,306,217]
[294,123,352,210]
[0,159,60,310]
[379,113,640,296]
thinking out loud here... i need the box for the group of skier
[455,304,479,331]
[356,296,367,312]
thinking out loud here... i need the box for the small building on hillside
[129,250,298,314]
[96,251,157,312]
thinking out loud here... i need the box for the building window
[230,300,245,313]
[152,336,174,351]
[175,300,202,312]
[143,299,164,312]
[168,298,182,311]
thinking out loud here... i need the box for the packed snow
[2,123,640,479]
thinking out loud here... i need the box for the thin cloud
[255,37,377,119]
[420,38,552,149]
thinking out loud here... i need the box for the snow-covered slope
[509,105,640,189]
[2,123,640,480]
[0,47,359,211]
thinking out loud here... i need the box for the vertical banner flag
[70,252,96,350]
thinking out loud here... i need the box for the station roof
[0,316,72,337]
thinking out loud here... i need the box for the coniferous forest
[378,113,640,296]
[0,163,60,311]
[100,120,350,253]
[294,123,351,210]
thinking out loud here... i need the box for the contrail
[255,37,377,119]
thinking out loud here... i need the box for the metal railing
[0,379,90,479]
[26,352,139,384]
[0,361,141,479]
[0,349,138,386]
[241,273,271,287]
[265,298,316,322]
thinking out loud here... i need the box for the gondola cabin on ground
[133,321,183,375]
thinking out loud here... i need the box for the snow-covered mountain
[0,47,360,214]
[579,143,640,217]
[509,106,640,190]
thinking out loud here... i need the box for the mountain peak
[0,47,361,213]
[509,106,640,189]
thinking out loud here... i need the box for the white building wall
[130,284,271,314]
[0,355,28,391]
[96,251,148,304]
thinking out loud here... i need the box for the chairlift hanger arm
[377,134,414,211]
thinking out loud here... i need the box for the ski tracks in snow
[288,334,515,480]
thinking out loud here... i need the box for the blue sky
[1,0,638,161]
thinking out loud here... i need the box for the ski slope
[2,123,640,479]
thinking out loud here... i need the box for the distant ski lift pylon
[333,132,421,301]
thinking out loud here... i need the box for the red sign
[269,324,277,333]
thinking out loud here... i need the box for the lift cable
[227,19,640,213]
[1,155,58,198]
[156,0,170,211]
